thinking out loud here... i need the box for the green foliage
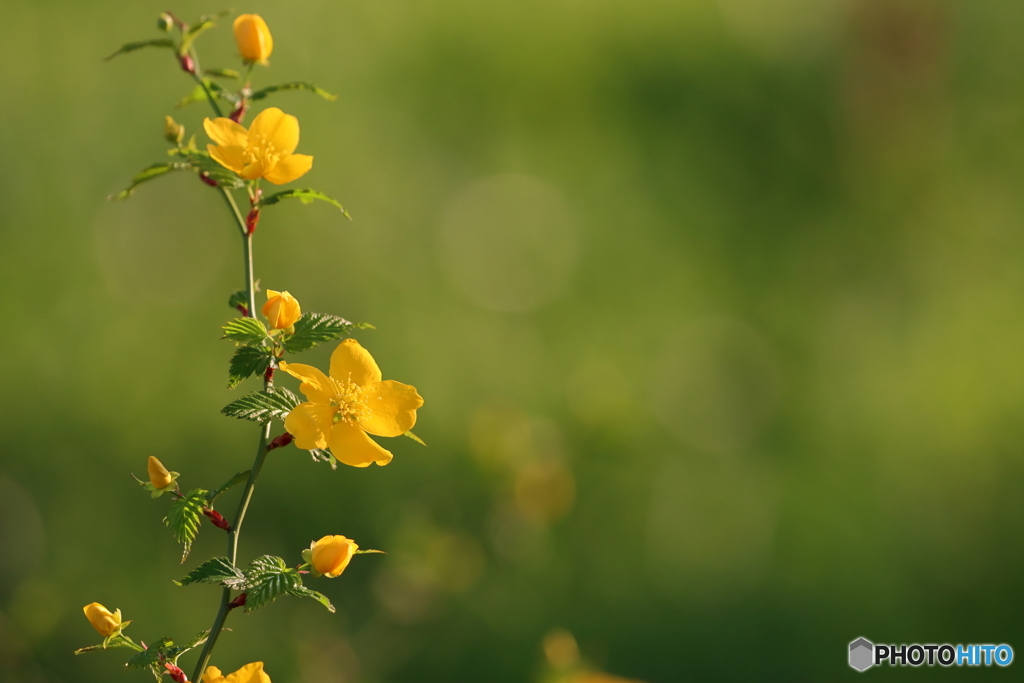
[179,16,218,54]
[282,312,371,353]
[222,317,270,346]
[404,430,427,446]
[309,448,338,469]
[109,162,190,200]
[175,557,245,588]
[125,636,171,681]
[74,637,137,655]
[205,68,240,80]
[249,81,338,102]
[228,288,250,312]
[176,79,232,108]
[286,585,336,613]
[228,347,273,388]
[221,387,300,423]
[104,38,175,61]
[171,148,245,190]
[208,470,250,503]
[240,555,301,613]
[260,188,351,218]
[163,489,208,562]
[166,629,212,660]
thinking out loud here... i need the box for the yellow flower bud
[233,14,273,64]
[83,602,125,638]
[261,290,301,330]
[157,13,174,32]
[164,116,185,145]
[309,535,358,578]
[147,456,174,489]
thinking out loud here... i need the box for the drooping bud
[164,116,185,145]
[83,602,128,637]
[307,535,359,578]
[165,663,188,683]
[203,508,232,532]
[179,53,195,74]
[266,432,293,452]
[199,172,218,187]
[228,593,248,610]
[245,207,260,235]
[261,290,301,330]
[157,13,174,32]
[229,100,249,124]
[233,14,273,64]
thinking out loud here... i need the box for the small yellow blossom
[147,456,174,489]
[233,14,273,64]
[280,339,423,467]
[204,107,313,185]
[83,602,128,638]
[262,290,301,330]
[302,535,358,578]
[203,662,271,683]
[164,116,184,144]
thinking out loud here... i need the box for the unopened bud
[203,508,232,532]
[263,366,276,383]
[245,207,260,235]
[165,663,188,683]
[229,101,249,124]
[199,172,218,187]
[164,116,185,144]
[236,304,249,317]
[228,593,247,610]
[267,432,293,451]
[157,13,174,32]
[179,53,195,74]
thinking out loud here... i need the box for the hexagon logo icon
[849,637,874,672]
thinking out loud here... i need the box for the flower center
[329,377,368,424]
[244,132,281,169]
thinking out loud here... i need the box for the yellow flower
[203,662,271,683]
[83,602,128,638]
[280,339,423,467]
[147,455,174,489]
[233,14,273,64]
[261,290,301,330]
[303,535,358,577]
[204,107,313,185]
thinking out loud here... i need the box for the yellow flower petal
[224,661,271,683]
[284,402,335,450]
[240,157,272,180]
[329,339,382,387]
[207,144,247,174]
[358,380,423,437]
[263,153,313,185]
[203,117,249,148]
[310,535,358,577]
[248,107,299,156]
[279,361,333,404]
[233,14,273,63]
[147,455,174,489]
[329,421,393,467]
[202,667,225,683]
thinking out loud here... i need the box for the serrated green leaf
[282,312,368,353]
[403,430,427,446]
[228,289,250,312]
[249,81,338,102]
[241,555,302,613]
[172,148,245,189]
[205,68,240,80]
[208,470,250,503]
[221,387,300,423]
[175,557,245,588]
[109,162,190,201]
[228,347,272,388]
[105,38,175,61]
[222,317,270,346]
[260,188,350,217]
[125,637,171,670]
[74,638,137,654]
[287,585,336,613]
[166,629,211,660]
[164,489,208,562]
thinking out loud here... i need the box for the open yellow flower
[204,108,313,185]
[203,662,271,683]
[280,339,423,467]
[233,14,273,64]
[302,535,359,577]
[83,602,128,638]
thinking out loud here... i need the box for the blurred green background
[2,0,1024,680]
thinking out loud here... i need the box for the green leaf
[176,79,229,108]
[249,81,338,102]
[164,489,208,562]
[74,638,137,654]
[286,585,336,613]
[179,19,217,54]
[105,38,175,61]
[228,289,250,312]
[208,470,250,503]
[241,555,302,613]
[166,629,211,660]
[125,637,171,669]
[221,387,300,423]
[404,430,427,446]
[109,162,190,200]
[222,317,270,346]
[260,188,350,218]
[228,347,273,388]
[175,557,245,588]
[282,312,370,353]
[172,148,245,190]
[205,68,240,80]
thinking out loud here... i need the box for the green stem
[188,48,223,118]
